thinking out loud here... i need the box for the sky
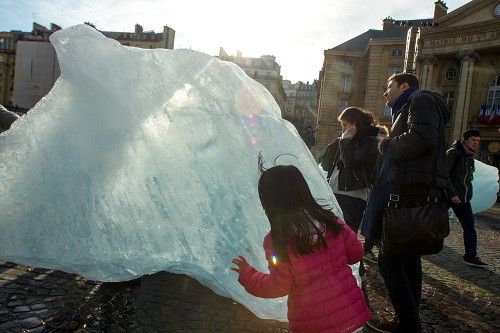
[1,0,471,83]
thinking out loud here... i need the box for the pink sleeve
[341,222,364,264]
[237,233,293,298]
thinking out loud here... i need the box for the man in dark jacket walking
[364,73,450,333]
[446,129,488,267]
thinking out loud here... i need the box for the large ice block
[0,25,343,321]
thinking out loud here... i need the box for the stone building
[0,24,59,108]
[218,48,287,112]
[316,0,500,166]
[406,0,500,166]
[283,80,319,147]
[7,23,175,110]
[315,15,434,155]
[0,32,18,107]
[100,23,175,49]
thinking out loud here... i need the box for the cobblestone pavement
[1,204,499,332]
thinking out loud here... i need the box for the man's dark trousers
[378,253,423,333]
[451,202,477,258]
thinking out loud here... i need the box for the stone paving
[0,204,499,332]
[363,204,500,333]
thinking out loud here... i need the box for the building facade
[12,41,60,110]
[7,23,175,110]
[316,0,500,166]
[0,32,17,107]
[406,0,500,166]
[100,24,175,49]
[0,24,54,108]
[283,80,319,147]
[218,48,287,112]
[315,16,434,156]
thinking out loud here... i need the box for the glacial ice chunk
[471,159,499,214]
[0,25,343,321]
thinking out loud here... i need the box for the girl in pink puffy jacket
[232,165,371,333]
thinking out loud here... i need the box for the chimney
[434,1,448,20]
[383,17,394,31]
[135,24,143,34]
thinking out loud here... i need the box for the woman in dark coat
[318,107,379,234]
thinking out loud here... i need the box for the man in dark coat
[0,104,20,133]
[364,73,450,333]
[446,129,488,267]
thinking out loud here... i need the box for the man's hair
[463,129,481,141]
[388,73,419,89]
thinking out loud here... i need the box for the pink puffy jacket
[238,221,371,333]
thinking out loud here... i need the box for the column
[452,52,479,140]
[419,56,438,90]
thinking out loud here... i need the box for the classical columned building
[406,0,500,165]
[315,13,435,156]
[316,0,499,167]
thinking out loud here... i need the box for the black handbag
[382,196,450,256]
[381,150,450,256]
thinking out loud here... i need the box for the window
[443,91,455,109]
[340,59,353,68]
[388,66,402,74]
[341,74,352,93]
[337,99,349,112]
[487,75,500,106]
[444,67,458,81]
[391,49,403,57]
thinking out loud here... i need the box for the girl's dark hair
[258,165,341,262]
[337,107,375,138]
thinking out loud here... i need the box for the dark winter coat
[361,90,450,241]
[379,90,451,189]
[445,141,475,203]
[318,126,379,192]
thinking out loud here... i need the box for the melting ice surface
[471,160,498,214]
[0,25,343,321]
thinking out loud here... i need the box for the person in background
[0,104,20,133]
[446,129,488,267]
[232,164,370,333]
[318,107,379,235]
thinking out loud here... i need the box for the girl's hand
[231,256,250,273]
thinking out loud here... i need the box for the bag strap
[326,139,341,181]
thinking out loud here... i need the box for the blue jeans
[378,253,422,333]
[334,193,367,233]
[451,202,477,258]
